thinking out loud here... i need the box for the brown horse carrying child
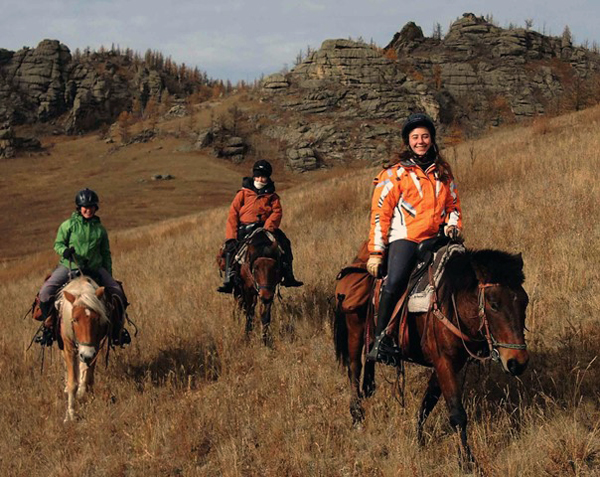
[334,245,529,467]
[222,228,283,345]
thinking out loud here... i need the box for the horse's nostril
[507,358,527,376]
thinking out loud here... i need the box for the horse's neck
[454,288,482,335]
[59,302,75,340]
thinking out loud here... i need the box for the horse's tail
[333,294,349,366]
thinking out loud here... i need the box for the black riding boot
[366,290,400,364]
[217,251,235,293]
[34,301,55,347]
[111,299,131,347]
[281,259,303,287]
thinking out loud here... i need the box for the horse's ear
[472,263,487,283]
[516,252,524,269]
[95,287,105,299]
[64,291,75,304]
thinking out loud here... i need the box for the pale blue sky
[2,0,599,82]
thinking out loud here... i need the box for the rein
[434,282,527,363]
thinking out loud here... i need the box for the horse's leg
[63,345,78,422]
[244,290,256,336]
[434,358,475,469]
[362,359,376,398]
[260,300,273,347]
[417,371,442,446]
[77,361,90,399]
[346,312,367,426]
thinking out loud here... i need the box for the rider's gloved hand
[444,225,462,241]
[225,239,237,251]
[62,246,76,260]
[366,255,383,278]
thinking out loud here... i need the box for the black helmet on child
[401,113,436,144]
[252,160,272,178]
[75,188,99,208]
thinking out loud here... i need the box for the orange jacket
[225,178,282,240]
[368,159,462,254]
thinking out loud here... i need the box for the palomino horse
[235,229,282,346]
[334,249,529,466]
[57,276,110,422]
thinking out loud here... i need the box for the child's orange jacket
[225,178,282,240]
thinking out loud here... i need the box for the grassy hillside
[1,107,599,475]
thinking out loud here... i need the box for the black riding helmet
[75,188,99,209]
[401,113,436,144]
[252,160,272,178]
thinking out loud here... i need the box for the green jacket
[54,212,112,274]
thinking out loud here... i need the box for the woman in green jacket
[35,188,130,347]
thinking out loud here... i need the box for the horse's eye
[489,301,500,312]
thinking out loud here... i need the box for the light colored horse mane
[57,277,109,330]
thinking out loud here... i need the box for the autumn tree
[117,111,132,144]
[144,96,159,130]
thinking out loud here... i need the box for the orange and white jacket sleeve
[225,191,244,240]
[264,194,282,232]
[368,168,401,255]
[444,178,463,230]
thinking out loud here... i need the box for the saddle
[379,241,466,360]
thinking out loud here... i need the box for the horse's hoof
[64,412,78,423]
[352,420,364,431]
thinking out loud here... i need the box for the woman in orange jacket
[217,160,303,293]
[366,113,463,363]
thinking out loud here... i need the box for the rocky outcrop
[260,39,436,170]
[0,39,210,134]
[0,121,42,158]
[388,13,600,126]
[259,13,600,170]
[0,122,16,158]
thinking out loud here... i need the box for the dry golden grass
[1,104,600,476]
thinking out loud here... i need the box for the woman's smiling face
[408,127,432,156]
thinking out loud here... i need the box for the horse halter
[476,283,527,362]
[441,283,527,363]
[69,305,110,367]
[249,258,279,294]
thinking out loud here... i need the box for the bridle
[249,257,280,294]
[434,282,527,363]
[69,304,110,366]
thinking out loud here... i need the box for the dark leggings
[385,239,419,300]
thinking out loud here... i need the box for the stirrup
[34,327,54,347]
[112,328,131,347]
[282,276,303,287]
[367,334,400,366]
[217,282,234,293]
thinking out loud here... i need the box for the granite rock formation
[260,13,600,170]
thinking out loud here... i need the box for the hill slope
[1,107,599,475]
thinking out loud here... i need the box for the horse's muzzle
[501,351,529,376]
[78,346,97,365]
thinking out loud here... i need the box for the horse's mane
[439,249,525,306]
[246,229,280,262]
[57,277,108,324]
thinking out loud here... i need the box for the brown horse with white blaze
[57,276,109,422]
[236,229,282,345]
[334,248,529,467]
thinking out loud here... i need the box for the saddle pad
[407,243,466,312]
